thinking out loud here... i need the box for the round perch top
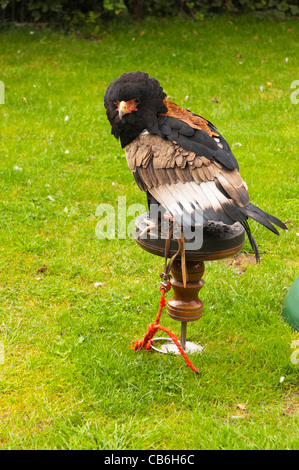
[135,213,245,261]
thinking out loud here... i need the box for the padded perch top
[135,213,245,261]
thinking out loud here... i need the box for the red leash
[130,281,199,374]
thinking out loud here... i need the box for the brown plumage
[159,99,219,138]
[126,133,249,208]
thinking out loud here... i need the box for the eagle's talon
[139,219,156,237]
[163,212,174,222]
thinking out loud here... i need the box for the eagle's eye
[134,98,141,105]
[113,100,120,107]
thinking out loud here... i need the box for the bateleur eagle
[104,71,286,261]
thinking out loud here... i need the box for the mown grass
[0,15,298,450]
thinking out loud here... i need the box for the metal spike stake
[181,322,187,351]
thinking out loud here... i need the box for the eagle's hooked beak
[118,101,128,119]
[117,99,138,119]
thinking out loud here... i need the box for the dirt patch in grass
[220,254,257,274]
[282,390,299,417]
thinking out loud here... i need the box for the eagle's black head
[104,71,167,147]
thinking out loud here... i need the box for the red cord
[130,282,199,374]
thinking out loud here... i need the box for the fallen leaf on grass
[212,97,219,103]
[37,265,47,273]
[237,403,247,411]
[231,403,249,419]
[94,282,107,287]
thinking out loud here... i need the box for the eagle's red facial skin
[116,99,138,117]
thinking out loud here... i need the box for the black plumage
[155,116,239,170]
[104,72,167,147]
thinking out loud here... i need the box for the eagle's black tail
[240,203,287,263]
[241,219,260,263]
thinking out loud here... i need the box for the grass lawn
[0,14,298,450]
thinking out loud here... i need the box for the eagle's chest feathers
[125,133,200,174]
[125,132,250,224]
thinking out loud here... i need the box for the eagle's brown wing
[125,133,250,226]
[159,99,219,138]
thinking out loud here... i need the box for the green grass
[0,15,298,450]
